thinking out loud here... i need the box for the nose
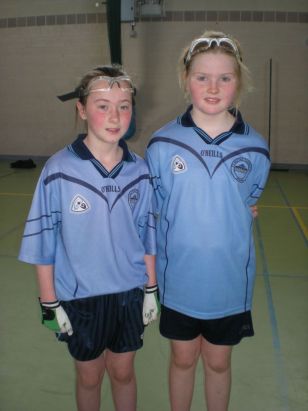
[109,107,120,122]
[208,79,219,94]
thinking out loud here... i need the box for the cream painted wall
[0,1,307,165]
[165,0,308,12]
[0,24,109,156]
[0,0,103,17]
[1,0,308,17]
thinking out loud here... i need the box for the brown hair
[74,64,134,127]
[77,64,130,105]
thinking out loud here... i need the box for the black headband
[57,87,83,102]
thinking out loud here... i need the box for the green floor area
[0,162,307,411]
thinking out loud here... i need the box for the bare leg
[201,338,232,411]
[105,350,137,411]
[75,355,106,411]
[169,337,201,411]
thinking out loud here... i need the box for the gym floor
[0,160,307,411]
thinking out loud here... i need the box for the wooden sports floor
[0,160,307,411]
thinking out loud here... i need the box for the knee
[107,365,135,385]
[76,370,103,391]
[171,351,199,371]
[206,357,231,374]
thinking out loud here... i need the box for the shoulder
[44,146,78,171]
[147,118,182,151]
[129,151,150,173]
[153,118,180,137]
[44,147,69,167]
[40,147,78,183]
[245,125,269,149]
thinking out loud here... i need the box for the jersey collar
[68,134,135,163]
[179,105,246,135]
[68,134,135,178]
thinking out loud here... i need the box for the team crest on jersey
[231,157,252,183]
[171,155,187,174]
[128,189,140,211]
[70,195,90,213]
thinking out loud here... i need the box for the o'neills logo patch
[70,195,90,213]
[128,189,140,211]
[231,157,252,182]
[171,155,187,174]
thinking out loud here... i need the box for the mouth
[106,128,121,133]
[204,98,220,104]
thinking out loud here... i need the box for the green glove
[39,299,73,335]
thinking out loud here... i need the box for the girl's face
[186,51,239,119]
[76,79,132,146]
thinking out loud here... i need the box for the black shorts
[59,288,144,361]
[159,305,254,345]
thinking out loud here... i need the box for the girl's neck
[191,109,235,138]
[84,135,123,172]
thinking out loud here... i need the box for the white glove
[143,285,160,326]
[40,300,73,336]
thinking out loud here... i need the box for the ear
[76,101,87,120]
[182,72,189,93]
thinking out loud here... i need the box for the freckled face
[77,79,133,145]
[186,52,239,118]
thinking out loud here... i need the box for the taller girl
[146,31,271,411]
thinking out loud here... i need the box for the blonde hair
[178,30,252,110]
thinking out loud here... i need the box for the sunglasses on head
[86,76,135,94]
[184,37,241,65]
[57,72,136,102]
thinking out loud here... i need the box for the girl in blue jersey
[146,31,270,411]
[19,65,159,411]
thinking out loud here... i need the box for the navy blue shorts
[59,288,144,361]
[159,305,254,345]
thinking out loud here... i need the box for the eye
[98,104,109,111]
[120,104,131,111]
[195,75,208,82]
[220,75,233,83]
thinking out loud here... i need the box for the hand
[39,299,73,336]
[250,205,258,218]
[143,285,160,326]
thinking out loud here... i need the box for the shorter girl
[146,31,271,411]
[19,65,159,411]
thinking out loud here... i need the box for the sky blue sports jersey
[146,107,271,320]
[19,135,156,301]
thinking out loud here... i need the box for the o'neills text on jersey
[101,185,121,193]
[200,150,223,158]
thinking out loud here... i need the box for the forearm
[35,264,57,302]
[144,254,157,287]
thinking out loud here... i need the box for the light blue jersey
[146,107,270,320]
[19,135,156,301]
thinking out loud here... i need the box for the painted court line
[255,220,290,411]
[255,272,307,279]
[271,179,308,247]
[0,192,33,197]
[259,205,308,210]
[292,207,308,241]
[0,171,16,179]
[0,223,25,241]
